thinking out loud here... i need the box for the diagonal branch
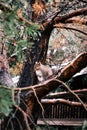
[54,24,87,35]
[54,7,87,24]
[43,7,87,28]
[14,52,87,97]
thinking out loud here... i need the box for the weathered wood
[37,119,86,126]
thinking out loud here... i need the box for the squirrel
[34,62,53,82]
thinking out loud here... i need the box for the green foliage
[3,12,17,35]
[1,0,41,67]
[0,85,15,119]
[25,24,40,37]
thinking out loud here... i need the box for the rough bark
[0,55,13,87]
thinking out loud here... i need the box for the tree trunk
[18,25,53,87]
[0,29,14,87]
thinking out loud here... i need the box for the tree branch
[45,89,87,99]
[54,79,87,110]
[65,17,87,25]
[41,99,87,107]
[54,7,87,24]
[43,7,87,28]
[14,105,31,130]
[14,52,87,97]
[54,24,87,35]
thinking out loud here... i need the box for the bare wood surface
[37,119,86,126]
[41,98,87,106]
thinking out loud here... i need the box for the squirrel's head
[34,62,41,70]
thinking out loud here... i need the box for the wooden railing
[38,89,87,126]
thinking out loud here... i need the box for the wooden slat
[37,119,87,126]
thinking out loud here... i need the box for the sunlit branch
[54,24,87,35]
[66,17,87,25]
